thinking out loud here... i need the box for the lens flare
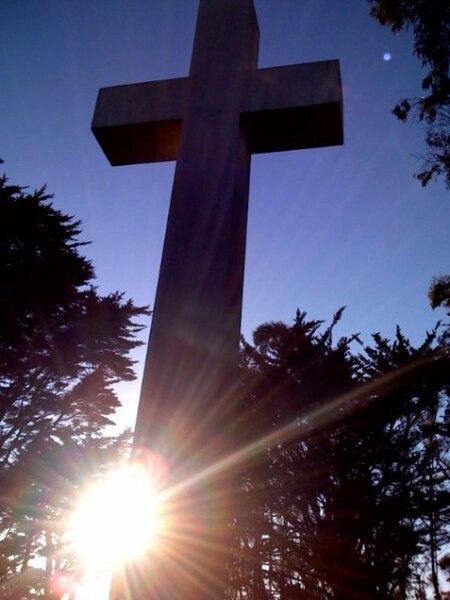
[70,464,163,571]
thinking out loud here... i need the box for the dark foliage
[429,275,450,345]
[0,173,147,597]
[229,309,450,599]
[429,275,450,313]
[368,0,450,188]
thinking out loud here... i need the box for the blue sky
[2,0,449,428]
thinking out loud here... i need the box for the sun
[69,463,164,573]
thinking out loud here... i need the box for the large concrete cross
[92,0,342,597]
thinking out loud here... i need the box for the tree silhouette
[429,275,450,345]
[368,0,450,188]
[0,171,147,597]
[230,310,450,599]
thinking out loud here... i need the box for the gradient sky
[2,0,450,429]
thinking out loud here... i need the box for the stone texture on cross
[92,1,342,597]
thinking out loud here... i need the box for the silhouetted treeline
[229,309,450,599]
[0,172,147,598]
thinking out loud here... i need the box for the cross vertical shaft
[133,0,258,467]
[114,3,259,597]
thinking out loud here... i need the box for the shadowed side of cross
[93,2,342,596]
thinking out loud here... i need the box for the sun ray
[68,352,436,597]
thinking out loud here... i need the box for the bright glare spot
[70,465,163,571]
[73,572,111,600]
[383,52,392,61]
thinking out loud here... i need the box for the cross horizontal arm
[92,77,189,166]
[240,59,343,154]
[92,60,342,165]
